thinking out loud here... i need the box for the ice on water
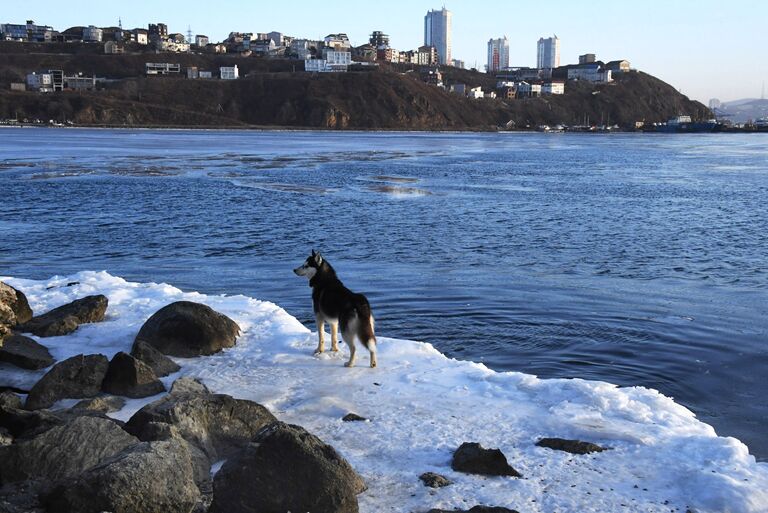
[2,271,767,513]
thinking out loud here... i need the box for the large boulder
[0,282,33,329]
[42,440,200,513]
[0,416,137,484]
[71,395,126,414]
[209,422,366,513]
[130,339,180,377]
[0,392,63,439]
[101,352,165,399]
[134,301,240,357]
[25,354,109,410]
[19,295,108,337]
[0,335,54,370]
[452,442,521,478]
[124,385,276,463]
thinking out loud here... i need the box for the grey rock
[420,472,452,488]
[210,422,366,513]
[42,440,200,513]
[0,416,137,484]
[134,301,240,357]
[0,399,62,439]
[71,395,126,414]
[125,390,276,463]
[535,437,607,455]
[0,480,43,513]
[169,376,210,395]
[130,339,180,377]
[25,354,109,410]
[0,393,21,411]
[452,442,521,477]
[19,295,107,338]
[342,413,367,422]
[0,335,54,370]
[0,282,33,328]
[0,428,11,446]
[102,352,165,398]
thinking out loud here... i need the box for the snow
[2,270,767,513]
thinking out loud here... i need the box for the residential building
[324,33,351,51]
[305,51,351,72]
[484,91,497,99]
[499,85,516,99]
[536,35,560,69]
[220,65,239,80]
[199,71,213,79]
[148,23,168,42]
[376,46,398,62]
[104,41,124,54]
[268,31,285,46]
[542,81,565,95]
[567,63,612,83]
[468,86,484,100]
[516,81,541,98]
[26,70,63,92]
[10,83,26,92]
[416,45,438,66]
[452,59,465,69]
[424,8,451,65]
[133,29,148,45]
[160,40,190,53]
[450,83,467,95]
[145,62,181,75]
[252,38,276,55]
[370,31,389,48]
[65,73,97,91]
[399,50,415,64]
[579,53,596,64]
[605,60,630,73]
[487,37,509,73]
[27,21,56,42]
[420,68,443,86]
[1,23,29,41]
[195,35,209,47]
[496,67,547,82]
[290,39,320,59]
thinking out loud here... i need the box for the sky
[3,0,767,103]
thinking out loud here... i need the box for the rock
[535,437,607,455]
[0,282,33,328]
[0,428,11,446]
[0,399,62,439]
[342,413,367,422]
[210,422,365,513]
[42,440,200,513]
[0,416,137,484]
[169,376,210,395]
[0,335,54,370]
[0,393,21,411]
[25,354,109,410]
[101,352,165,399]
[130,339,180,377]
[420,472,452,488]
[427,507,520,513]
[452,442,521,478]
[19,295,108,337]
[0,480,42,513]
[124,390,276,463]
[134,301,240,357]
[71,395,126,414]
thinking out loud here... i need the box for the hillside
[0,51,709,130]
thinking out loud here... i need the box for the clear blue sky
[4,0,767,103]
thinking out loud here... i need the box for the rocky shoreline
[0,279,619,513]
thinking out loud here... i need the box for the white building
[424,7,452,65]
[324,33,351,51]
[220,65,239,80]
[542,81,565,95]
[567,64,612,83]
[26,72,54,92]
[305,51,351,72]
[133,29,148,45]
[516,81,542,98]
[487,37,509,73]
[195,35,209,47]
[536,35,560,69]
[83,25,103,43]
[145,62,181,75]
[469,86,484,100]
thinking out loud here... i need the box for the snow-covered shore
[2,271,766,513]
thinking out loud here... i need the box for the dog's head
[293,249,324,279]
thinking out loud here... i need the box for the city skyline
[2,0,767,103]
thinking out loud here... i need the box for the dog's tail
[352,294,376,351]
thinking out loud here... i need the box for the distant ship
[656,115,723,133]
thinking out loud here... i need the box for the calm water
[1,128,767,459]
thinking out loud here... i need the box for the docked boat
[656,115,723,133]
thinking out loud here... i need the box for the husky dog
[293,250,377,368]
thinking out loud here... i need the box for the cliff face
[0,52,708,129]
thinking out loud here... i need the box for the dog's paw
[370,362,377,368]
[313,349,324,356]
[344,361,355,368]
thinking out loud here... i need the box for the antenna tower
[187,25,193,43]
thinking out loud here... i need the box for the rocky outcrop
[169,376,209,395]
[0,282,33,345]
[19,295,107,337]
[535,437,607,455]
[452,442,521,478]
[0,416,137,484]
[71,395,126,414]
[0,393,63,439]
[25,354,109,410]
[420,472,452,488]
[101,352,165,398]
[0,335,54,370]
[210,422,366,513]
[42,440,200,513]
[124,383,275,463]
[134,301,240,357]
[130,339,180,377]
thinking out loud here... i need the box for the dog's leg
[368,341,377,368]
[330,322,339,352]
[315,317,325,355]
[343,334,357,367]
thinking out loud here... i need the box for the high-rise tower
[487,36,509,72]
[424,8,452,65]
[536,35,560,69]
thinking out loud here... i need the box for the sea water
[1,128,767,464]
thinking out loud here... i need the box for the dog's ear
[311,249,316,257]
[314,251,323,266]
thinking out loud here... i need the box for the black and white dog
[294,250,377,368]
